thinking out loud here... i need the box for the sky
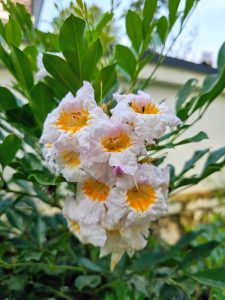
[39,0,225,66]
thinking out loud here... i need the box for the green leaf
[203,147,225,170]
[83,39,102,80]
[43,53,80,95]
[171,230,204,251]
[23,45,38,71]
[6,208,23,230]
[8,275,27,291]
[157,16,168,42]
[182,0,196,22]
[75,275,101,291]
[143,0,157,35]
[95,12,113,35]
[10,44,34,92]
[33,217,46,245]
[193,67,225,111]
[0,134,22,168]
[0,87,18,111]
[115,45,136,79]
[28,170,64,186]
[0,19,4,36]
[217,42,225,74]
[5,16,22,46]
[94,64,117,101]
[179,149,209,176]
[0,43,12,70]
[192,268,225,289]
[175,131,208,146]
[182,241,219,266]
[126,10,143,52]
[77,257,103,272]
[30,82,57,128]
[168,0,180,27]
[176,78,197,112]
[44,76,68,99]
[59,14,86,79]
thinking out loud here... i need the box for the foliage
[0,0,225,299]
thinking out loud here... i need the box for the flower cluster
[40,81,180,270]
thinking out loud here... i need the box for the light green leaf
[5,16,22,46]
[30,82,57,128]
[115,44,136,79]
[192,268,225,289]
[43,53,80,95]
[126,10,143,52]
[75,275,101,291]
[0,134,22,168]
[59,14,86,79]
[95,12,113,35]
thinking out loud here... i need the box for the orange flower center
[55,108,90,133]
[60,150,80,167]
[83,178,110,202]
[101,131,131,152]
[126,184,156,212]
[131,101,160,115]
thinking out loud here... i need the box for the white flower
[63,197,106,247]
[81,119,146,175]
[111,91,181,143]
[40,81,108,150]
[72,173,116,225]
[100,220,150,270]
[106,163,169,227]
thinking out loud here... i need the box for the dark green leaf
[115,45,136,79]
[203,147,225,169]
[126,10,143,52]
[0,87,18,111]
[157,16,168,42]
[0,134,22,168]
[6,208,23,230]
[75,275,101,291]
[192,268,225,289]
[28,170,64,186]
[171,230,204,251]
[179,149,209,176]
[43,53,80,95]
[5,16,22,46]
[169,0,180,27]
[33,217,46,245]
[78,257,103,272]
[10,44,34,92]
[30,82,57,128]
[83,39,102,80]
[193,67,225,111]
[8,275,27,291]
[182,0,196,22]
[175,131,208,146]
[94,64,117,101]
[182,241,219,266]
[176,78,197,112]
[143,0,157,35]
[59,14,86,79]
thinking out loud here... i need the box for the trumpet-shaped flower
[106,163,169,227]
[112,91,180,143]
[82,120,146,175]
[63,197,106,246]
[40,81,108,150]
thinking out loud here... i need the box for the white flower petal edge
[63,197,106,247]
